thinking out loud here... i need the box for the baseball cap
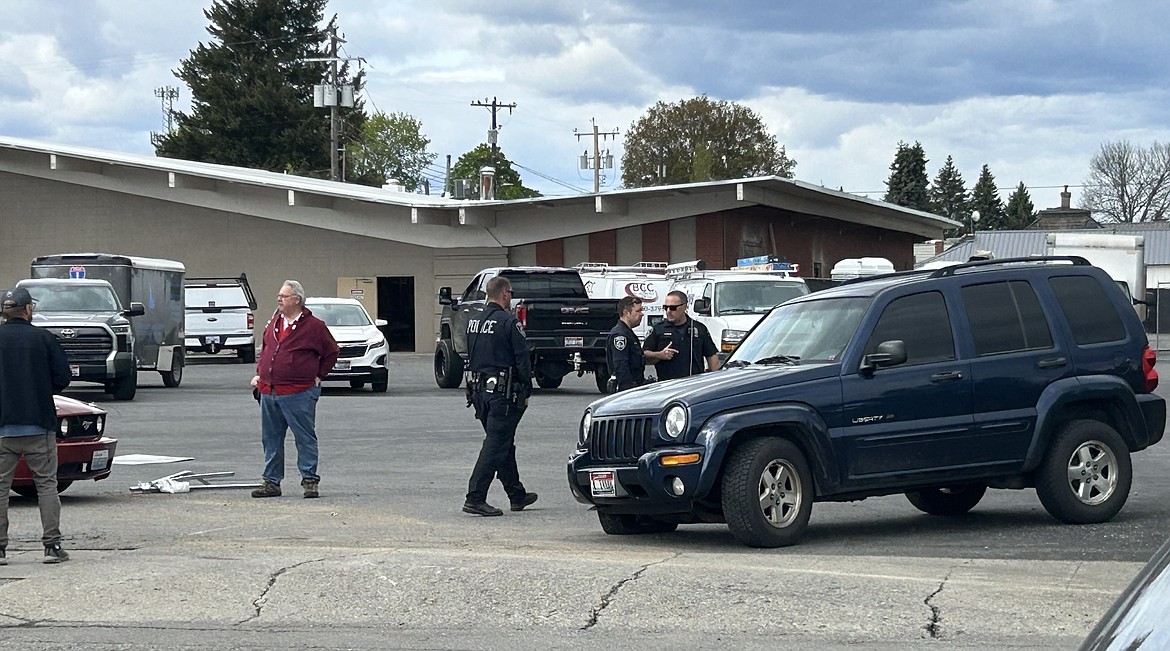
[1,287,35,309]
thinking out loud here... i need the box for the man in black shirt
[644,290,720,381]
[605,296,646,393]
[462,276,538,517]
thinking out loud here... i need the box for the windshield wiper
[755,355,801,365]
[723,359,752,368]
[718,309,755,315]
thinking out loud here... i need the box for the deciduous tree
[1082,140,1170,222]
[621,96,795,188]
[350,112,435,191]
[451,144,540,199]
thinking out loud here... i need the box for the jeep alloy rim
[1066,439,1118,506]
[758,459,802,527]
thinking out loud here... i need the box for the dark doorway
[377,277,415,351]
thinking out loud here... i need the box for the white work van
[665,260,809,359]
[1046,233,1146,318]
[577,262,670,341]
[830,257,896,281]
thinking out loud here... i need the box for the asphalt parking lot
[2,352,1169,650]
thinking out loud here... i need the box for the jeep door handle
[930,371,963,382]
[1037,357,1066,369]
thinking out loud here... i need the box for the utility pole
[305,26,360,182]
[470,97,517,166]
[574,118,619,193]
[149,86,179,148]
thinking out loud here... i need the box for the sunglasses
[663,304,686,311]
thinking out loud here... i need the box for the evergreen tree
[929,155,971,234]
[1004,182,1036,230]
[451,144,540,199]
[154,0,366,178]
[969,164,1007,231]
[621,96,795,188]
[883,141,930,211]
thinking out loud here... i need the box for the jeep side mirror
[438,286,453,306]
[124,302,146,317]
[860,340,907,375]
[693,297,711,315]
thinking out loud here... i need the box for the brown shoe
[251,480,282,498]
[301,479,319,499]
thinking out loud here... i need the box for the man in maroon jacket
[250,280,339,499]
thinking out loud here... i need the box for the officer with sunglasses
[644,290,720,381]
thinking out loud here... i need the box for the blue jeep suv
[567,257,1166,547]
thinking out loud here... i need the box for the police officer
[605,296,647,393]
[462,276,539,517]
[644,290,720,380]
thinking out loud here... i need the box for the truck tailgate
[519,299,620,342]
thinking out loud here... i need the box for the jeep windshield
[715,281,807,315]
[727,296,868,364]
[24,285,121,312]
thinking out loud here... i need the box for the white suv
[305,297,390,393]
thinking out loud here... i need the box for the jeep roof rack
[929,255,1090,277]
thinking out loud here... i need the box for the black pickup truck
[434,267,620,392]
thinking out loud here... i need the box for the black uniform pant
[466,392,527,504]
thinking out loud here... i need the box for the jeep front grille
[589,416,655,462]
[48,327,113,362]
[338,343,368,359]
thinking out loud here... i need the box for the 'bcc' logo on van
[624,282,658,301]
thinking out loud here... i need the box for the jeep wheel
[535,372,563,389]
[161,352,183,388]
[110,372,137,401]
[906,484,987,516]
[434,340,462,389]
[597,512,678,535]
[722,437,813,548]
[1036,420,1132,524]
[12,480,72,498]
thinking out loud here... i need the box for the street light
[969,210,981,236]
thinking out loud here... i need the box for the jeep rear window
[961,281,1054,356]
[865,291,955,365]
[501,272,588,299]
[1048,275,1126,345]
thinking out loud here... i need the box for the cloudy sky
[3,0,1169,209]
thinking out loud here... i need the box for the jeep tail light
[515,304,527,328]
[1143,346,1159,392]
[247,312,255,329]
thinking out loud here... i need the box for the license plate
[565,336,584,347]
[590,470,616,497]
[205,336,220,344]
[334,360,351,370]
[70,364,80,377]
[91,450,109,471]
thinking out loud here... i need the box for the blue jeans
[259,386,321,485]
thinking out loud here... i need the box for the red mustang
[10,395,117,497]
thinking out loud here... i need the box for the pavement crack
[237,556,327,625]
[924,564,961,639]
[581,552,680,630]
[0,612,40,627]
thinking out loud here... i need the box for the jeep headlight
[721,329,748,352]
[663,404,688,439]
[579,409,593,447]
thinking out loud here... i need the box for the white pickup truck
[184,275,258,363]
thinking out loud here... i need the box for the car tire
[434,340,462,389]
[597,511,678,535]
[535,372,563,389]
[12,480,72,498]
[905,484,987,516]
[593,365,609,394]
[371,380,388,393]
[1036,420,1132,524]
[161,352,183,388]
[110,372,137,401]
[238,345,256,364]
[722,437,813,548]
[349,380,365,389]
